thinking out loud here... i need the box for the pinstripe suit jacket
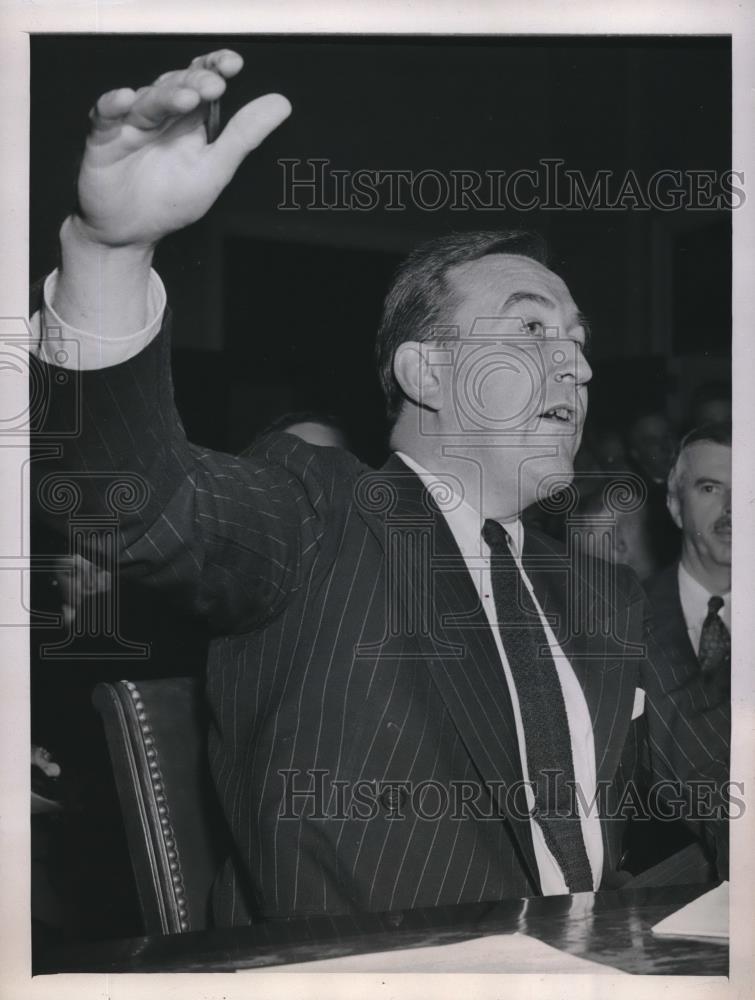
[641,563,731,874]
[33,325,729,925]
[644,563,731,723]
[645,565,699,682]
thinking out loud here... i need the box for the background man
[646,423,732,695]
[32,50,729,925]
[625,408,681,569]
[632,423,732,874]
[687,382,732,432]
[626,410,678,489]
[570,478,660,584]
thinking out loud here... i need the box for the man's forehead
[683,440,732,476]
[446,253,573,308]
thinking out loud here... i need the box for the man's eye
[523,320,545,337]
[701,484,719,494]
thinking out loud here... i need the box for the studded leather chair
[92,677,228,934]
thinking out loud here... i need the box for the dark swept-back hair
[375,229,548,423]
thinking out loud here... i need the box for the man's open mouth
[540,406,575,424]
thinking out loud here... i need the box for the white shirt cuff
[31,268,167,370]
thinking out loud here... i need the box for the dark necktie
[698,595,730,675]
[482,518,593,893]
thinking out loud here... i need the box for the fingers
[126,80,203,130]
[89,87,138,136]
[208,93,292,185]
[189,49,243,78]
[90,80,196,135]
[31,745,61,778]
[89,49,244,133]
[92,87,138,120]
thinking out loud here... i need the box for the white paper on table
[651,881,729,940]
[269,931,626,973]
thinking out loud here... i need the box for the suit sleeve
[32,314,350,636]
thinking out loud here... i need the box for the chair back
[92,677,226,934]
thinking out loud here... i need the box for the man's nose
[576,349,593,386]
[723,488,732,514]
[554,343,592,386]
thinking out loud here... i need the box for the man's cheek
[457,364,542,431]
[487,372,540,428]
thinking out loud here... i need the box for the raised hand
[75,50,291,248]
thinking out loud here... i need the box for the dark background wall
[31,34,732,461]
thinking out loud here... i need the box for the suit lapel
[354,459,645,882]
[356,456,541,891]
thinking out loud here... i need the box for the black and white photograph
[1,3,753,997]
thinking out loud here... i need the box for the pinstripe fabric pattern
[643,566,730,785]
[32,325,730,924]
[645,566,700,685]
[640,564,731,876]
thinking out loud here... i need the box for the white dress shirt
[396,453,603,894]
[33,270,603,893]
[677,562,731,655]
[31,268,166,370]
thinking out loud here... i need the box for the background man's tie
[482,518,593,892]
[698,595,731,680]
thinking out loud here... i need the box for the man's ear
[393,341,443,411]
[667,491,683,531]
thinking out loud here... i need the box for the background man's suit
[630,563,731,876]
[645,563,730,723]
[34,323,729,925]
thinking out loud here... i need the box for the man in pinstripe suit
[33,50,730,924]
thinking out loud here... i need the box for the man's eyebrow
[500,291,555,312]
[694,477,724,486]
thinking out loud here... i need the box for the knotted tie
[482,519,593,892]
[698,595,730,675]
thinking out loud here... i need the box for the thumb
[208,92,292,183]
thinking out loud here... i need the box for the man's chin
[711,535,732,561]
[525,458,575,509]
